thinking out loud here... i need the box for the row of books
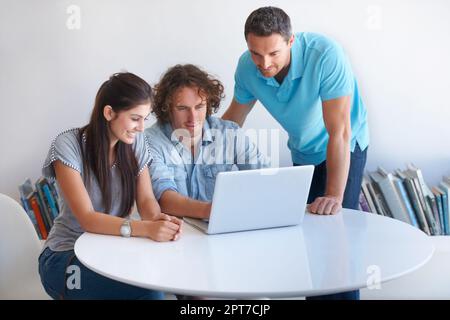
[18,177,61,239]
[359,164,450,236]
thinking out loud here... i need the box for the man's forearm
[325,135,351,202]
[221,98,255,127]
[159,190,211,219]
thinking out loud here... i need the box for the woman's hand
[145,214,183,242]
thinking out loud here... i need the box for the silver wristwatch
[120,219,132,238]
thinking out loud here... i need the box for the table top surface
[75,209,434,298]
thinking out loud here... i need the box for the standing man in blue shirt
[222,7,369,300]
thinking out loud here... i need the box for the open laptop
[184,165,314,234]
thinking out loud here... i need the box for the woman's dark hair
[152,64,224,124]
[244,6,292,42]
[79,72,152,217]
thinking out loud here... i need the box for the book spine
[362,179,377,213]
[34,191,51,233]
[394,179,418,228]
[48,180,61,213]
[377,176,411,224]
[404,178,430,235]
[439,182,450,235]
[427,195,442,235]
[413,178,438,235]
[368,176,391,217]
[359,191,371,213]
[29,195,48,239]
[43,183,59,220]
[435,192,445,235]
[442,193,449,235]
[35,182,53,230]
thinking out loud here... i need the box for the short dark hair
[153,64,224,124]
[244,6,292,42]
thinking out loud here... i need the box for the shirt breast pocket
[202,164,234,200]
[167,165,189,196]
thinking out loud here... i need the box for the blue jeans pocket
[38,248,76,300]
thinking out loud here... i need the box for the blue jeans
[38,247,165,300]
[294,142,368,300]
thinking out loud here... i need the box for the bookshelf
[360,165,450,237]
[358,166,450,298]
[18,177,61,241]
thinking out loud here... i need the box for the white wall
[1,0,449,201]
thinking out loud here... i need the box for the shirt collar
[202,118,213,144]
[255,34,303,85]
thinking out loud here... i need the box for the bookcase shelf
[361,166,449,237]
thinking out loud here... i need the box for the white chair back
[0,193,50,299]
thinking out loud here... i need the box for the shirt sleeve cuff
[320,90,352,101]
[153,181,179,201]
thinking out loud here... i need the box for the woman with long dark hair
[38,72,182,299]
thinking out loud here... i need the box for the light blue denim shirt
[145,116,270,202]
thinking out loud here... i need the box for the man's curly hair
[152,64,225,124]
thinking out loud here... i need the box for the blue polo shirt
[234,32,369,165]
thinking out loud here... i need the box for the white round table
[74,209,434,298]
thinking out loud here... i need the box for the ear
[288,34,295,47]
[103,105,115,121]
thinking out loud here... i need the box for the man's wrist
[202,202,212,219]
